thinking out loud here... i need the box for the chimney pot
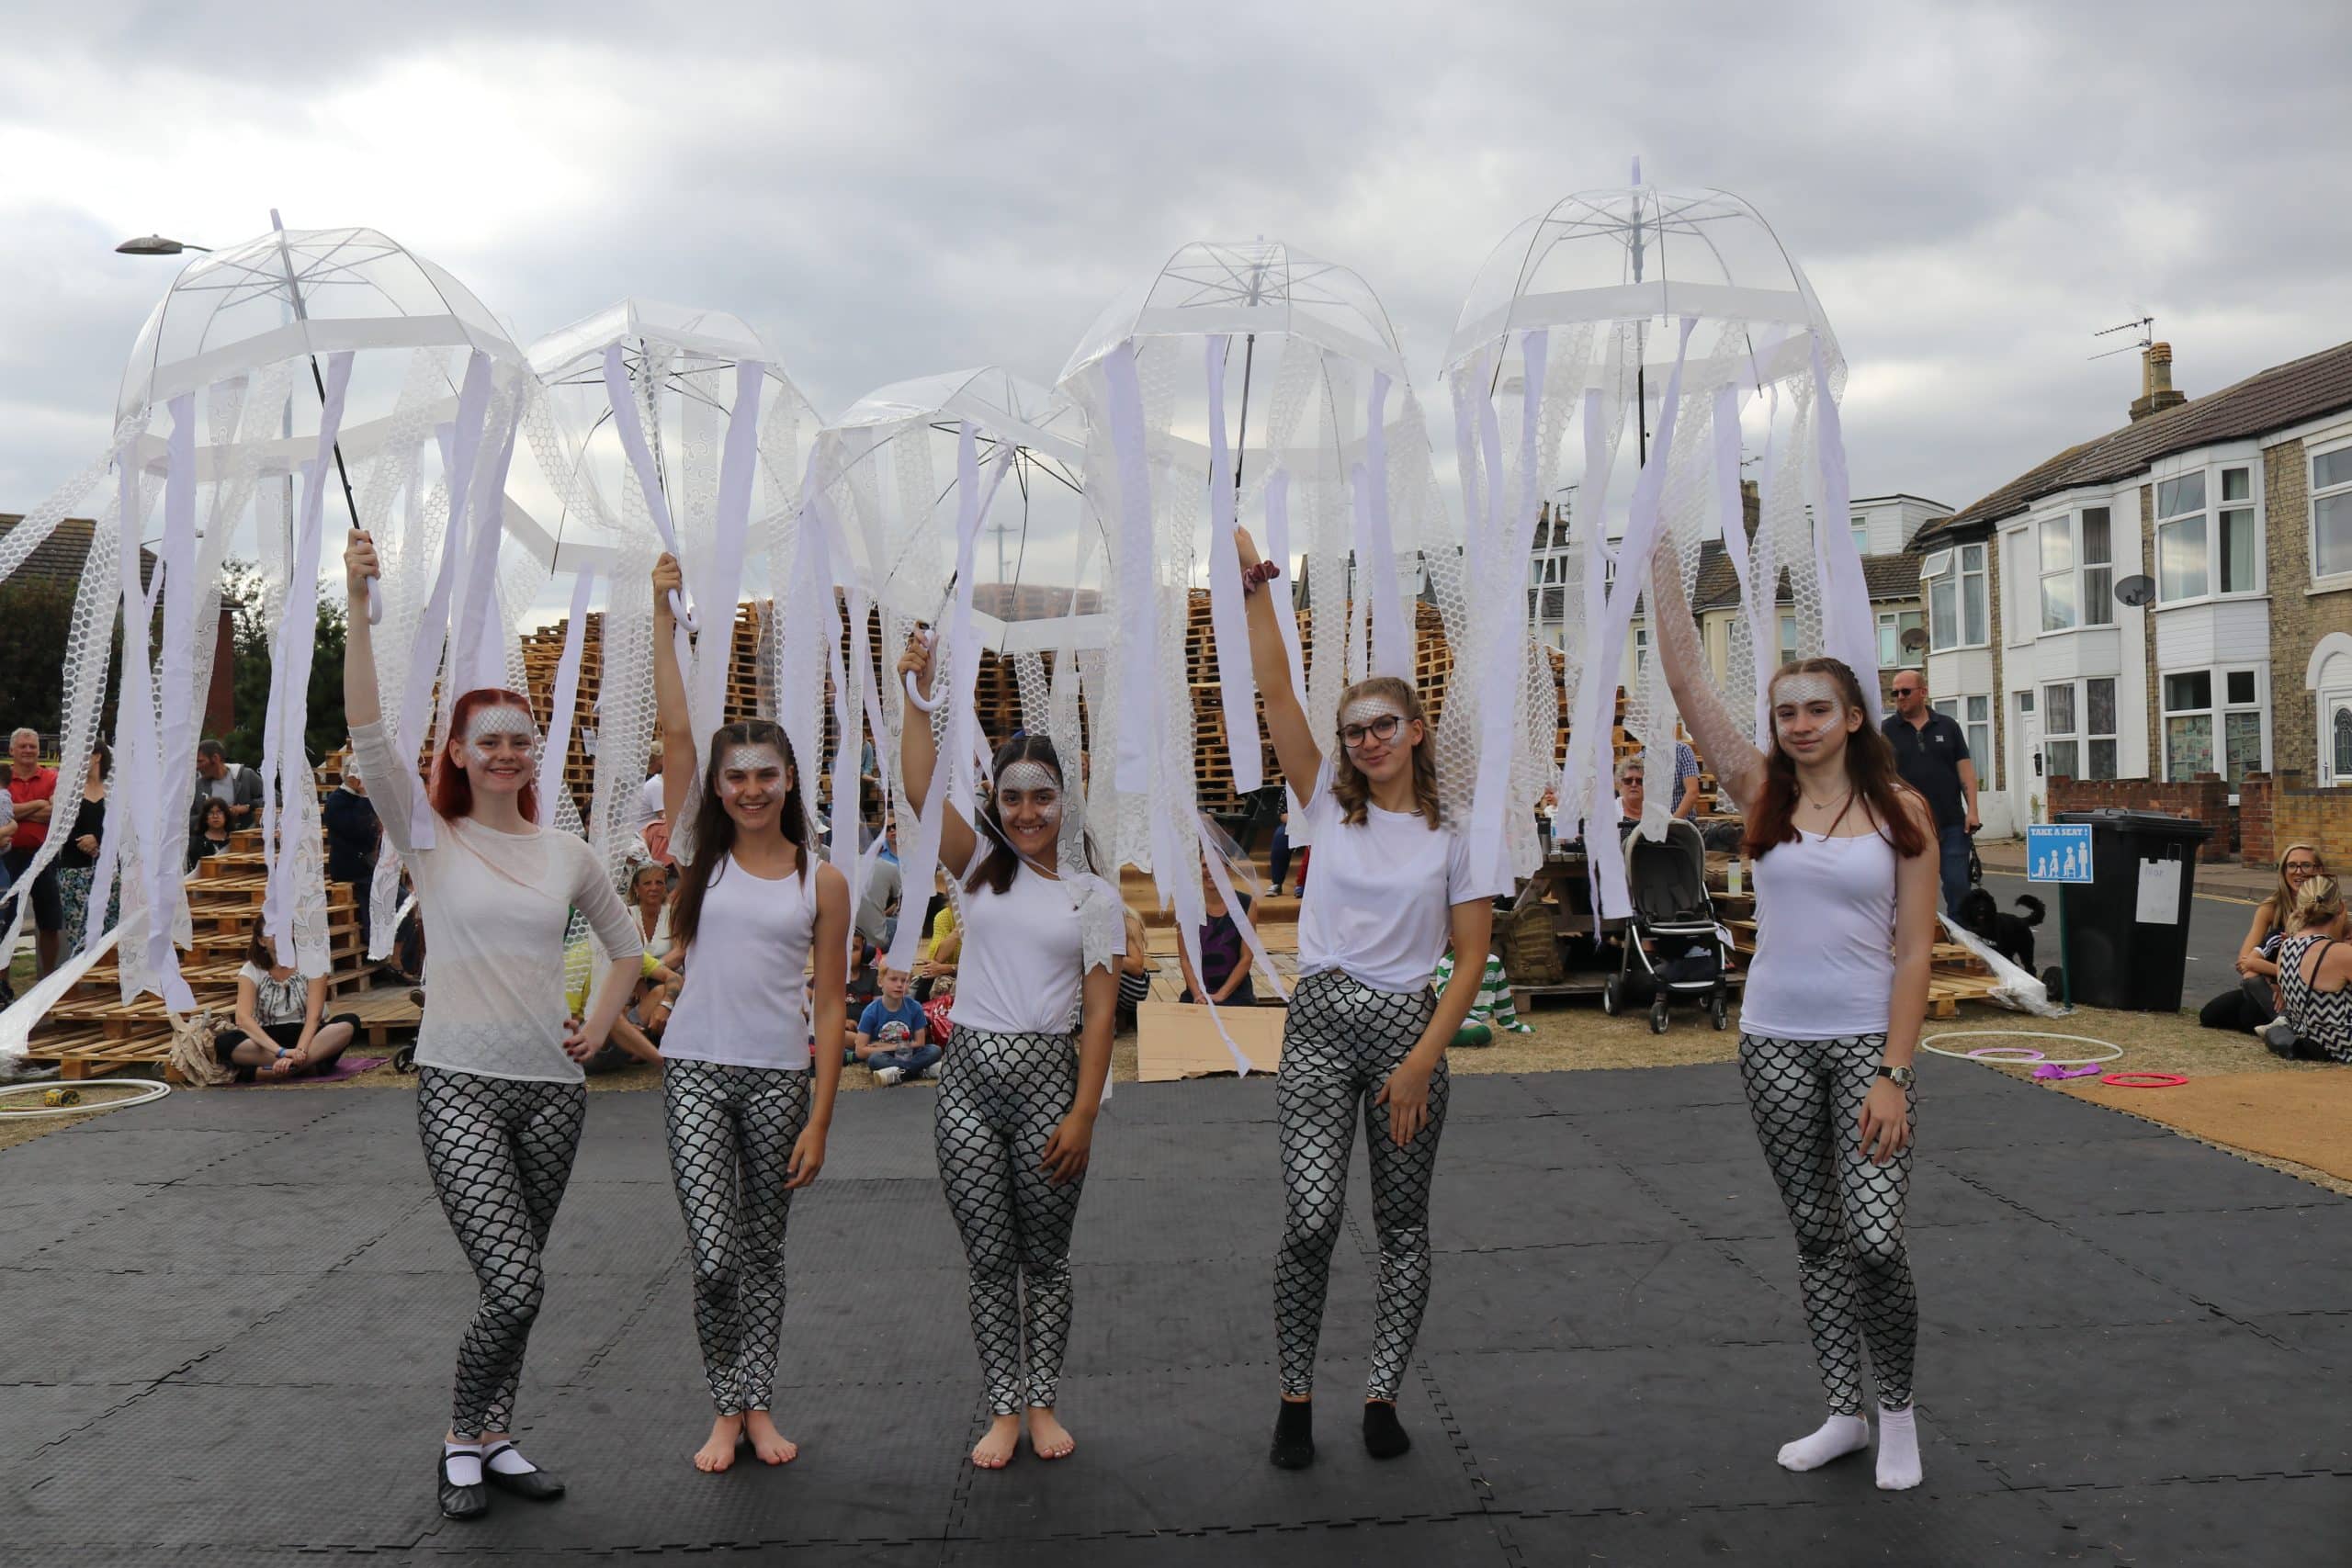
[2130,342,2188,422]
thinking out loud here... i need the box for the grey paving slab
[1085,1113,1276,1183]
[0,1183,167,1269]
[1569,1098,1769,1165]
[1074,1177,1293,1266]
[2247,1308,2352,1368]
[599,1257,974,1392]
[86,1088,348,1134]
[1633,1153,2018,1238]
[2049,1474,2352,1567]
[1428,1111,1621,1174]
[1429,1345,2004,1516]
[1418,1238,1806,1355]
[1095,1074,1277,1123]
[1938,1134,2332,1218]
[1060,1255,1374,1379]
[197,1121,436,1188]
[2088,1204,2352,1317]
[1421,1158,1693,1249]
[1927,1317,2352,1487]
[1525,1063,1750,1114]
[950,1359,1480,1540]
[1923,1085,2177,1151]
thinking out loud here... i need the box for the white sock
[1875,1404,1923,1491]
[1776,1412,1870,1472]
[485,1442,538,1476]
[442,1440,483,1486]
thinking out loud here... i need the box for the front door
[2323,690,2352,786]
[2012,693,2041,825]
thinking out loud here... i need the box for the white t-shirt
[634,774,664,831]
[1295,762,1509,995]
[950,844,1124,1036]
[352,720,640,1083]
[1741,829,1899,1040]
[662,852,817,1071]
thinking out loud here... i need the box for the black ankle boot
[1270,1399,1315,1470]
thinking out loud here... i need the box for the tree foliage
[218,560,348,767]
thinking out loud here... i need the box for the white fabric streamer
[1203,336,1261,795]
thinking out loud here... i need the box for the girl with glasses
[2200,843,2325,1034]
[1234,528,1507,1472]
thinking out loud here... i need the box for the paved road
[1973,866,2251,1013]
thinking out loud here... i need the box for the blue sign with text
[2025,824,2094,884]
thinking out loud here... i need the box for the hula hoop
[0,1079,171,1120]
[2100,1072,2188,1089]
[1922,1031,2124,1068]
[1966,1046,2045,1062]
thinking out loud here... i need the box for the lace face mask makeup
[1771,673,1846,744]
[715,743,786,800]
[465,705,540,769]
[1339,696,1410,750]
[994,760,1063,829]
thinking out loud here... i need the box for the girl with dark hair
[210,919,362,1080]
[1235,528,1506,1472]
[343,532,643,1523]
[186,796,233,871]
[896,632,1122,1471]
[650,554,849,1473]
[54,739,114,953]
[1650,539,1937,1493]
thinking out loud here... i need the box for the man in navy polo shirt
[1883,671,1980,916]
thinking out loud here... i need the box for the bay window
[2040,677,2117,781]
[1920,543,1988,649]
[2164,667,2266,782]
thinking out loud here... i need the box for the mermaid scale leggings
[663,1058,812,1415]
[415,1066,586,1438]
[1738,1032,1918,1414]
[1275,969,1446,1402]
[933,1026,1085,1416]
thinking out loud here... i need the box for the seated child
[1432,945,1534,1049]
[215,922,361,1080]
[562,933,662,1075]
[854,966,940,1086]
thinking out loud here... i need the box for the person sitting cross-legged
[854,966,940,1085]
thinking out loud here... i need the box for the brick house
[1910,340,2352,859]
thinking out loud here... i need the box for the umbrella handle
[903,670,943,714]
[365,577,383,626]
[666,588,696,635]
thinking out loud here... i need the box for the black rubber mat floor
[1,1057,2347,1564]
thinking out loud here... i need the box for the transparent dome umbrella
[1445,172,1869,917]
[0,221,534,1029]
[1057,239,1465,1067]
[814,367,1118,977]
[526,299,823,874]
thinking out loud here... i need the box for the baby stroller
[1601,818,1732,1034]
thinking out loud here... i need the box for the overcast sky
[6,0,2350,529]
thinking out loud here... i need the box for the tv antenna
[2090,315,2154,362]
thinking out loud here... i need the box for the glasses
[1340,714,1405,749]
[1892,686,1921,696]
[2286,861,2324,873]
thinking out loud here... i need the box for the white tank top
[662,852,817,1071]
[1740,829,1898,1040]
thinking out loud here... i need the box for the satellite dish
[2114,574,2156,608]
[1899,626,1930,652]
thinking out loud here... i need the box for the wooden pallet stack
[22,828,402,1080]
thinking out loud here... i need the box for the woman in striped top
[2272,876,2352,1064]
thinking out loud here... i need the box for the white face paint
[1770,672,1849,751]
[714,743,787,802]
[1339,695,1411,755]
[464,705,540,770]
[994,760,1063,833]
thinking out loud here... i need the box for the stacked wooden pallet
[23,829,404,1080]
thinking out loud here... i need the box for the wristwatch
[1876,1064,1916,1088]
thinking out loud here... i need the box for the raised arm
[1649,535,1765,813]
[895,629,977,876]
[650,554,701,839]
[1234,527,1322,803]
[343,532,383,730]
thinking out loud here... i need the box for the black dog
[1956,888,2044,971]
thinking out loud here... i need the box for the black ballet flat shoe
[480,1442,567,1501]
[437,1452,489,1520]
[1363,1399,1412,1460]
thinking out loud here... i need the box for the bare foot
[694,1413,746,1472]
[1026,1405,1076,1460]
[970,1413,1021,1469]
[741,1408,798,1465]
